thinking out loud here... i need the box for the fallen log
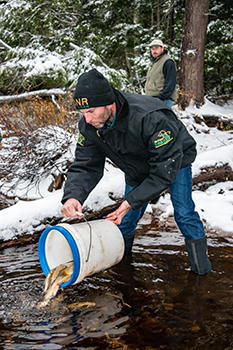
[194,115,233,130]
[192,164,233,191]
[0,89,69,104]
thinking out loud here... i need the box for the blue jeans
[118,185,148,236]
[119,165,205,241]
[170,165,205,240]
[164,99,173,108]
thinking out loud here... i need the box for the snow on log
[0,89,69,104]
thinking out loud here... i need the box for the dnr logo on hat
[75,98,89,109]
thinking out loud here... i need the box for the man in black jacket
[61,68,211,275]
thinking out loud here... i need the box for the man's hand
[106,200,132,225]
[61,198,83,218]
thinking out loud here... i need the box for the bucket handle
[76,211,92,262]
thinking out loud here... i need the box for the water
[1,217,233,349]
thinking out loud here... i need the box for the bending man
[61,68,211,275]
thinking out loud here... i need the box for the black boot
[123,235,135,255]
[185,237,212,275]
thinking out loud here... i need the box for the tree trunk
[168,4,175,41]
[179,0,210,109]
[151,3,154,32]
[134,10,140,57]
[157,0,160,31]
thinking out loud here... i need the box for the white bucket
[38,219,124,288]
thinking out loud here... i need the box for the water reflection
[1,219,233,349]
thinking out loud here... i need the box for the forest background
[0,0,232,101]
[0,0,233,214]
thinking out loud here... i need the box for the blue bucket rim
[38,225,81,287]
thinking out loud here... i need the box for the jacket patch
[77,132,85,146]
[154,130,173,148]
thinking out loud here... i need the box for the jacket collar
[112,88,129,133]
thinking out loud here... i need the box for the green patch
[77,132,85,146]
[154,130,173,148]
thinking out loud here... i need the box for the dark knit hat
[74,68,115,109]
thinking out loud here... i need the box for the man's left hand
[106,200,132,225]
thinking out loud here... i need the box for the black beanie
[74,68,116,109]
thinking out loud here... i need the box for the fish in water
[39,260,73,307]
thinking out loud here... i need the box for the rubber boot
[123,235,135,255]
[185,237,212,275]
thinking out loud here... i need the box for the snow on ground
[0,98,233,241]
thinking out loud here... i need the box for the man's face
[79,105,113,129]
[151,45,164,58]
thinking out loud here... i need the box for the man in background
[145,39,177,108]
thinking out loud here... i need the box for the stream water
[1,216,233,350]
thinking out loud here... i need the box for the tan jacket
[145,53,177,102]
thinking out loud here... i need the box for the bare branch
[0,88,69,104]
[0,39,13,51]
